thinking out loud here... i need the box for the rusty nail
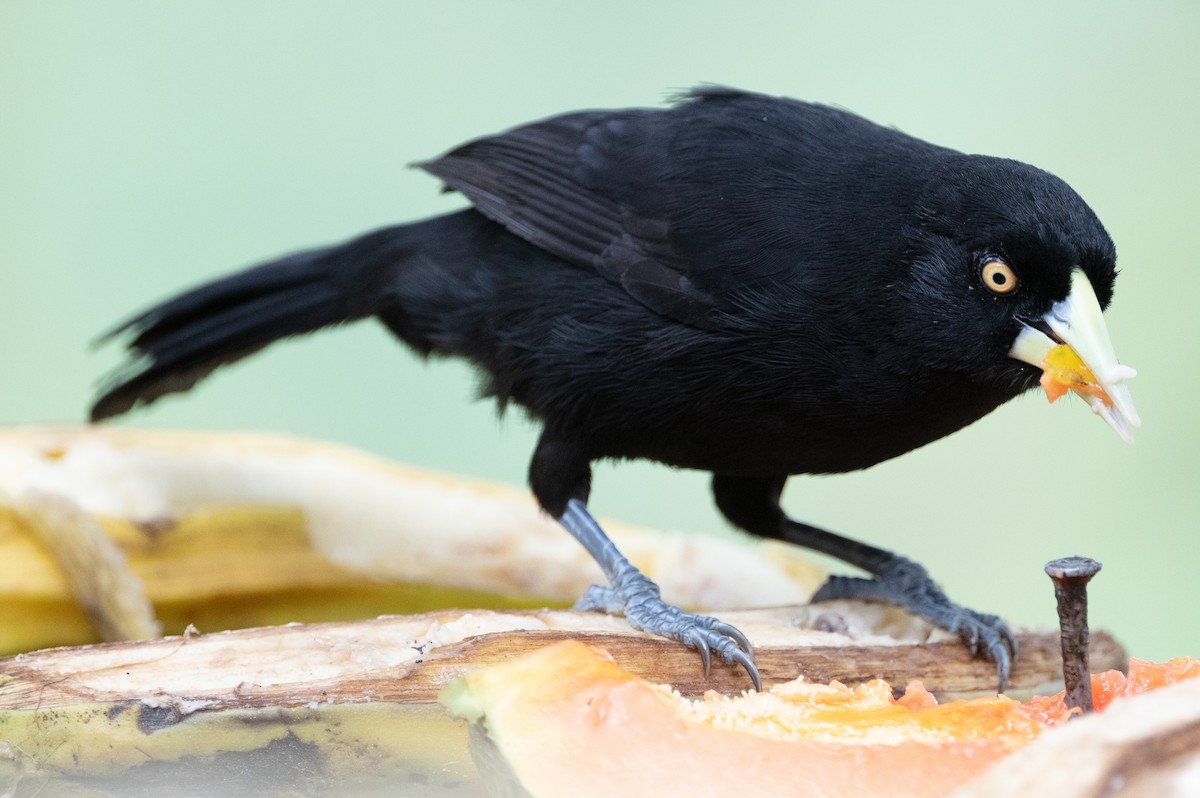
[1045,556,1102,717]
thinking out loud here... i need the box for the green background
[3,2,1197,663]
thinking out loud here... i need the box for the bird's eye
[981,259,1018,295]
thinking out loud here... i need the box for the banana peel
[0,426,826,655]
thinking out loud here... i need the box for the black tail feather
[91,245,366,422]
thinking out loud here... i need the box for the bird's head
[885,154,1139,442]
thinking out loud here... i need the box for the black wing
[418,103,724,327]
[417,87,941,328]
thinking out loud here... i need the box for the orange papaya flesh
[443,642,1200,798]
[445,641,1021,798]
[1020,656,1200,724]
[1040,343,1110,406]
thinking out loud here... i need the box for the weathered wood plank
[0,605,1122,708]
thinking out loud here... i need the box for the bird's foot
[558,497,761,690]
[574,579,761,691]
[811,557,1016,691]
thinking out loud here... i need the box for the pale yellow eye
[981,259,1018,295]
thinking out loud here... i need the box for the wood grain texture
[0,604,1124,709]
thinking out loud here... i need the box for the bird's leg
[712,474,1016,690]
[558,500,759,689]
[532,434,760,690]
[792,521,1017,690]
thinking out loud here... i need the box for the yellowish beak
[1009,270,1140,442]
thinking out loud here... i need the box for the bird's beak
[1008,269,1140,442]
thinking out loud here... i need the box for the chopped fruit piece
[444,643,1200,798]
[1040,344,1111,407]
[1022,657,1200,722]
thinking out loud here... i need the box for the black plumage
[92,87,1124,690]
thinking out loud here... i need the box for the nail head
[1045,556,1102,581]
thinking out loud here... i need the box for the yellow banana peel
[0,426,826,655]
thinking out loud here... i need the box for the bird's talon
[1001,626,1019,659]
[711,620,755,658]
[692,632,713,678]
[732,650,762,692]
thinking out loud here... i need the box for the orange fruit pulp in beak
[1040,344,1112,407]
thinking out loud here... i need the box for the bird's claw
[576,583,762,691]
[812,558,1016,692]
[937,605,1015,691]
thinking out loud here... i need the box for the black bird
[91,87,1139,691]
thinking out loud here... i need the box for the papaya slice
[444,641,1032,798]
[443,641,1200,798]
